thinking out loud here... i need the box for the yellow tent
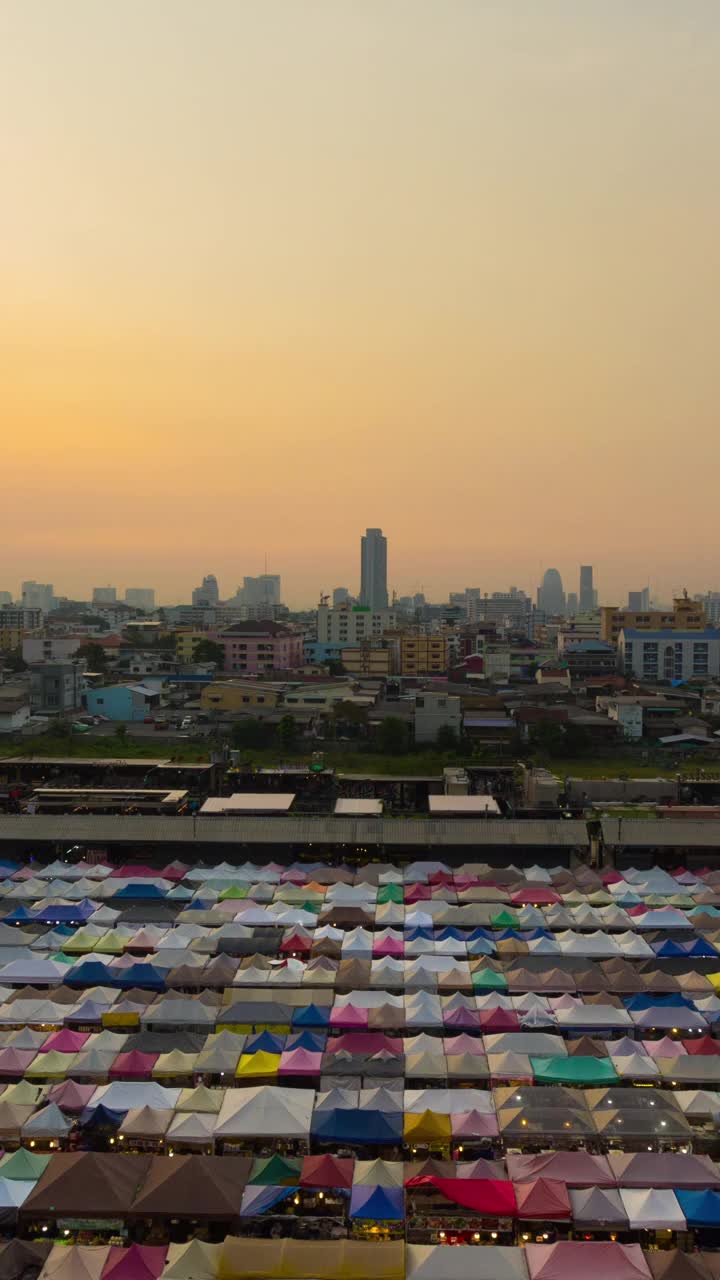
[403,1109,452,1143]
[234,1051,281,1079]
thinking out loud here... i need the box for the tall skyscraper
[579,565,594,612]
[360,528,388,611]
[240,575,281,606]
[192,574,219,607]
[537,568,566,616]
[125,588,156,610]
[566,592,578,616]
[92,586,117,604]
[21,582,54,612]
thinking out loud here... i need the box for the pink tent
[511,888,561,906]
[405,1176,517,1216]
[527,1242,650,1280]
[159,863,188,882]
[41,1029,90,1054]
[0,1048,37,1077]
[450,1110,500,1138]
[102,1245,168,1280]
[515,1178,571,1220]
[405,885,432,903]
[684,1035,720,1056]
[602,872,624,885]
[642,1037,688,1058]
[443,1034,487,1056]
[47,1080,96,1112]
[110,1051,158,1080]
[479,1009,521,1032]
[329,1006,369,1030]
[507,1151,615,1188]
[277,1049,322,1076]
[329,1033,402,1055]
[110,864,158,878]
[372,939,404,957]
[443,1008,483,1031]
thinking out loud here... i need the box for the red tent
[506,1151,615,1188]
[511,888,561,906]
[478,1008,521,1032]
[102,1246,168,1280]
[684,1036,720,1056]
[109,1051,158,1080]
[299,1154,354,1189]
[280,933,312,954]
[329,1033,401,1055]
[515,1178,572,1220]
[405,1176,517,1216]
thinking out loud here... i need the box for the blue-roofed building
[618,629,720,682]
[85,683,161,721]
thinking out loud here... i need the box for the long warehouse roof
[601,818,720,847]
[0,815,589,847]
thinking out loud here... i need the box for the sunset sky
[2,1,719,607]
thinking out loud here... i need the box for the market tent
[406,1246,528,1280]
[21,1153,152,1218]
[239,1185,299,1217]
[119,1106,173,1139]
[352,1160,405,1188]
[216,1237,404,1280]
[299,1154,354,1189]
[608,1153,720,1189]
[569,1186,629,1229]
[249,1155,302,1186]
[674,1190,720,1228]
[159,1240,222,1280]
[21,1103,72,1140]
[619,1189,686,1231]
[165,1112,216,1147]
[404,1176,517,1216]
[525,1242,652,1280]
[515,1178,571,1219]
[130,1155,251,1220]
[311,1108,403,1145]
[450,1110,500,1138]
[175,1084,223,1114]
[213,1086,314,1139]
[530,1056,618,1086]
[349,1185,404,1219]
[0,1148,51,1181]
[643,1251,717,1280]
[101,1247,168,1280]
[507,1151,614,1188]
[37,1246,110,1280]
[403,1110,452,1143]
[0,1239,52,1280]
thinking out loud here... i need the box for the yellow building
[341,646,394,676]
[0,627,23,653]
[175,629,211,663]
[392,632,449,675]
[199,681,281,713]
[600,596,706,644]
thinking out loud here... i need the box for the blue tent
[111,883,167,900]
[435,928,467,942]
[245,1031,286,1054]
[675,1190,720,1227]
[624,993,695,1012]
[111,963,165,991]
[349,1185,404,1220]
[240,1185,299,1216]
[404,928,434,942]
[292,1004,331,1028]
[2,907,36,924]
[184,898,214,911]
[311,1108,403,1145]
[80,1103,126,1130]
[34,902,95,924]
[653,940,689,958]
[66,961,115,987]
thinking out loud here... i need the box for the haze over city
[3,1,720,606]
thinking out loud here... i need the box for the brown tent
[21,1153,152,1218]
[645,1251,715,1280]
[131,1154,252,1220]
[0,1239,52,1280]
[566,1036,608,1058]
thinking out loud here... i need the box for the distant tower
[579,566,594,613]
[192,574,219,607]
[332,587,350,606]
[360,528,388,611]
[537,568,566,616]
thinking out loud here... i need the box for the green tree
[376,716,409,755]
[114,723,128,743]
[435,724,459,752]
[48,718,72,739]
[192,639,225,666]
[528,723,567,758]
[75,641,107,671]
[277,714,298,751]
[231,718,275,749]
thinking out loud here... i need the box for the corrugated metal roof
[0,815,589,848]
[601,818,720,847]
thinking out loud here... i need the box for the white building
[317,603,396,647]
[125,588,156,610]
[619,629,720,682]
[21,582,54,613]
[414,691,462,744]
[603,699,644,740]
[0,690,31,734]
[22,635,84,664]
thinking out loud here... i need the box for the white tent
[619,1188,686,1230]
[407,1245,529,1280]
[213,1085,314,1138]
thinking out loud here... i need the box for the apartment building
[600,595,706,644]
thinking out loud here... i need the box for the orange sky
[2,1,719,607]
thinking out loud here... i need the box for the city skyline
[3,2,719,604]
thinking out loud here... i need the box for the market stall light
[491,1232,498,1240]
[473,1233,480,1241]
[522,1233,530,1242]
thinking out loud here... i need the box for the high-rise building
[92,586,117,604]
[628,589,650,612]
[21,582,54,613]
[0,592,12,606]
[333,587,350,606]
[579,566,594,613]
[192,575,219,607]
[360,528,388,611]
[125,588,156,611]
[537,568,566,616]
[239,575,281,607]
[566,592,578,616]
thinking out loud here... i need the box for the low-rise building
[414,691,462,744]
[219,622,303,675]
[562,639,617,681]
[0,689,31,733]
[601,595,706,643]
[29,661,85,714]
[85,683,160,721]
[22,635,84,664]
[341,646,395,676]
[316,603,396,646]
[619,629,720,682]
[390,632,449,675]
[199,682,282,714]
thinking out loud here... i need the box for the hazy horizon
[3,1,720,608]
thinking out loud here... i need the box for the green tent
[472,968,507,991]
[377,885,404,904]
[0,1147,51,1180]
[530,1056,618,1087]
[218,886,249,900]
[249,1153,302,1185]
[491,911,520,928]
